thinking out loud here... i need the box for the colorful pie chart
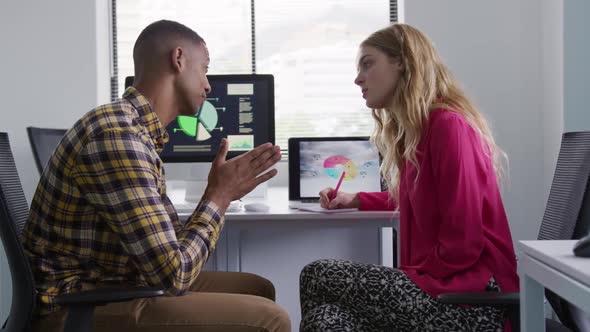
[323,155,357,180]
[173,101,218,141]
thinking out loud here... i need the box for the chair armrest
[437,292,520,307]
[55,286,164,306]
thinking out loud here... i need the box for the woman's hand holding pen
[319,189,360,210]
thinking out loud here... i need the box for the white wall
[0,0,110,321]
[542,0,565,194]
[564,0,590,131]
[405,0,563,245]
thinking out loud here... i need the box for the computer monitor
[26,127,67,174]
[124,74,275,162]
[124,74,275,201]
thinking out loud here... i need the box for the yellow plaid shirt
[22,87,224,315]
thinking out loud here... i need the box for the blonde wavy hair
[361,23,507,202]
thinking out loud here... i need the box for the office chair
[26,127,67,174]
[0,132,163,332]
[124,76,134,89]
[438,131,590,332]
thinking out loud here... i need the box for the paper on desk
[297,206,358,213]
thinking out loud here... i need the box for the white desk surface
[519,240,590,287]
[519,240,590,332]
[171,186,397,223]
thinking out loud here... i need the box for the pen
[330,171,346,202]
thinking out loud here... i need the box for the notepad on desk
[297,206,359,213]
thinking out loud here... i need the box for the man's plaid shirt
[22,87,224,315]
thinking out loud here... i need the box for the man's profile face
[178,43,211,116]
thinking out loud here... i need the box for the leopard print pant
[300,259,505,332]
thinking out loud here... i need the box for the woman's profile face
[354,45,402,109]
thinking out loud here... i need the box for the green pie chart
[174,101,219,141]
[176,116,198,137]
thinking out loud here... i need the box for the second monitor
[125,74,275,162]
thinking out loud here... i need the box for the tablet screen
[298,140,381,198]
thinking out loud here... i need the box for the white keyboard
[174,200,244,213]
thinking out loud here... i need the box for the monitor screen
[288,137,382,200]
[299,140,381,197]
[125,74,275,162]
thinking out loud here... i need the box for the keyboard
[174,200,244,213]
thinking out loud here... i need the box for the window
[112,0,397,152]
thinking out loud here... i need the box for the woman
[299,23,518,332]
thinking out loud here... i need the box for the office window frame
[110,0,398,155]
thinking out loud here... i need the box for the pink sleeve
[415,113,487,278]
[358,191,396,211]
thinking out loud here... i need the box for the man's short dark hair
[133,20,205,70]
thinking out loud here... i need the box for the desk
[173,186,399,271]
[175,186,398,331]
[519,240,590,332]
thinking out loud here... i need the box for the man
[24,20,290,331]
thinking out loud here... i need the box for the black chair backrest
[538,132,590,241]
[26,127,67,175]
[0,132,37,331]
[538,131,590,331]
[125,76,134,89]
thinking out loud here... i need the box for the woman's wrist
[352,193,361,209]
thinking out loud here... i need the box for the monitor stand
[184,179,209,203]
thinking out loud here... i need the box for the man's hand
[319,188,360,210]
[203,138,281,212]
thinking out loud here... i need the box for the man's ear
[170,47,184,73]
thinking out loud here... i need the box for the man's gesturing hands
[203,138,281,212]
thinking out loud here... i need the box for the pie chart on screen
[173,101,219,141]
[323,155,358,179]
